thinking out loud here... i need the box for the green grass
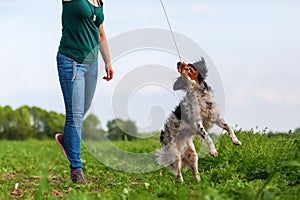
[0,131,300,199]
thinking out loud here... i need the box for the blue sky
[1,0,300,132]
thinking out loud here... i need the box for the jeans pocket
[57,52,78,81]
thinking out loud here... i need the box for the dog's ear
[197,74,204,84]
[192,57,208,79]
[203,81,210,90]
[177,62,182,73]
[173,77,187,91]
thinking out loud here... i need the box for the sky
[0,0,300,133]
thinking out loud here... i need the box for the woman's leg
[83,60,98,116]
[57,52,88,171]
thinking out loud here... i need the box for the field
[0,130,300,200]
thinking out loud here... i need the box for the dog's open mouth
[177,62,199,82]
[177,62,192,77]
[180,68,192,77]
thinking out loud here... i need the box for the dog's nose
[177,62,182,67]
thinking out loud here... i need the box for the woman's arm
[99,24,114,81]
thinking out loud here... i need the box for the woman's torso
[59,0,104,63]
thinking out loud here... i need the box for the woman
[55,0,114,184]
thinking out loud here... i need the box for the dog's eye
[188,68,193,74]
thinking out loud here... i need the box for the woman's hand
[103,64,114,81]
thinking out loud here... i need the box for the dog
[156,58,242,182]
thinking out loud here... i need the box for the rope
[159,0,182,61]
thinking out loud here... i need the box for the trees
[0,106,36,140]
[0,106,64,140]
[82,114,104,140]
[43,111,65,138]
[0,105,139,140]
[106,118,138,141]
[11,106,35,140]
[0,106,13,139]
[30,106,47,139]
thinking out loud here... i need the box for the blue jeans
[56,51,98,170]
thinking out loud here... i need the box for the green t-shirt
[59,0,104,63]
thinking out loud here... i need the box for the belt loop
[72,61,77,81]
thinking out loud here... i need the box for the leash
[159,0,182,61]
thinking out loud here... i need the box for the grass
[0,130,299,199]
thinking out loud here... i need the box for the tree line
[0,106,138,141]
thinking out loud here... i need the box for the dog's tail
[155,149,169,167]
[155,143,178,167]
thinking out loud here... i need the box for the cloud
[189,2,222,15]
[228,83,299,106]
[257,88,298,105]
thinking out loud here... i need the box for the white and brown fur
[156,58,242,182]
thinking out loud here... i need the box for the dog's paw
[195,174,201,182]
[232,138,242,146]
[209,149,218,157]
[177,175,184,183]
